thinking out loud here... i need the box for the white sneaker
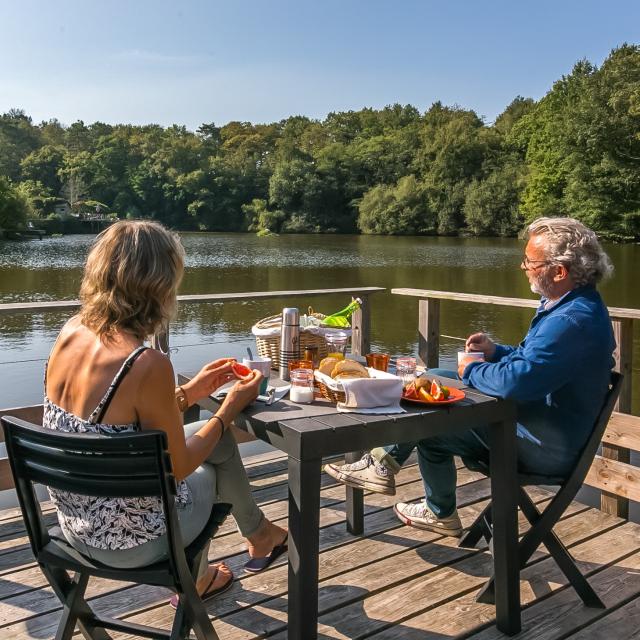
[324,453,396,495]
[393,501,463,537]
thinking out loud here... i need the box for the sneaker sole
[324,464,396,496]
[393,505,463,537]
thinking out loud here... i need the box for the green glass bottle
[322,298,362,328]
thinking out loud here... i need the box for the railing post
[351,294,370,357]
[601,318,633,518]
[151,322,170,359]
[418,298,440,368]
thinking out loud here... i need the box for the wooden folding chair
[459,371,623,607]
[1,415,231,640]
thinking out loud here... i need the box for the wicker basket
[313,370,347,404]
[316,381,346,404]
[252,313,342,370]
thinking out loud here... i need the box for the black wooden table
[178,373,520,638]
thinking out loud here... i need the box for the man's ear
[553,264,569,282]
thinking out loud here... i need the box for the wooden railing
[392,288,639,518]
[0,286,385,491]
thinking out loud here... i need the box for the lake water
[1,233,639,413]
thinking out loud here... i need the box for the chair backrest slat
[13,434,161,478]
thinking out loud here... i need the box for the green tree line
[1,45,639,239]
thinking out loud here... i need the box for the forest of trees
[1,45,639,239]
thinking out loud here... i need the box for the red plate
[401,387,466,405]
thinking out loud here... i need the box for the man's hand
[184,358,237,404]
[465,332,496,360]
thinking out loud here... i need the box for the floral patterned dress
[43,346,191,550]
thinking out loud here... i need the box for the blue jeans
[372,368,572,518]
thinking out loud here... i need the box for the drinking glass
[242,356,271,395]
[395,356,417,386]
[365,353,390,372]
[289,359,314,372]
[325,332,349,360]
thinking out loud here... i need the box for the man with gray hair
[326,217,616,536]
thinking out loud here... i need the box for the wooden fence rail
[392,287,639,518]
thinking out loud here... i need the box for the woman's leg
[184,420,264,538]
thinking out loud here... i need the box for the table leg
[489,417,521,635]
[288,456,322,640]
[183,404,200,424]
[345,451,364,535]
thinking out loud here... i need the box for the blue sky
[1,0,638,129]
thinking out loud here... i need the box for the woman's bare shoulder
[134,348,175,386]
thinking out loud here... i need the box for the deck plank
[564,597,640,639]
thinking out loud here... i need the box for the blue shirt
[462,285,615,467]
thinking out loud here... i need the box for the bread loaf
[319,356,341,376]
[331,359,370,379]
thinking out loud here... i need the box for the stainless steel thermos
[279,307,300,381]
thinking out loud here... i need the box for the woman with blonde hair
[44,220,287,603]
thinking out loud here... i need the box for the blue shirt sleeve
[491,344,515,362]
[462,314,582,402]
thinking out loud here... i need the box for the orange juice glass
[289,359,314,371]
[365,353,390,372]
[326,332,349,360]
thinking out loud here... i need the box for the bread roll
[331,359,369,379]
[334,370,370,381]
[319,356,340,376]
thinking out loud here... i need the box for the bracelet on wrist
[212,414,226,433]
[175,385,189,412]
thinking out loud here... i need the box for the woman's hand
[184,358,237,404]
[465,332,496,360]
[216,370,263,427]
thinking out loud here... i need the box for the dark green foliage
[0,47,638,238]
[0,175,30,230]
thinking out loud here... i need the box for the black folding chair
[459,371,622,608]
[1,416,231,640]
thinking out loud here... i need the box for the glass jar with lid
[289,368,315,404]
[325,332,349,360]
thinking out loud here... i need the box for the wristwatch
[175,385,189,412]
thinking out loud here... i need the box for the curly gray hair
[524,217,614,286]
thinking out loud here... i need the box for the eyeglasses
[521,255,550,270]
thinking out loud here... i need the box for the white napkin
[314,367,403,410]
[337,403,406,414]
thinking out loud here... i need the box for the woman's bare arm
[135,351,261,480]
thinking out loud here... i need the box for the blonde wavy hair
[80,220,185,339]
[524,217,614,286]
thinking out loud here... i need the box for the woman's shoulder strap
[88,346,150,424]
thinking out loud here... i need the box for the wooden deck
[1,450,640,639]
